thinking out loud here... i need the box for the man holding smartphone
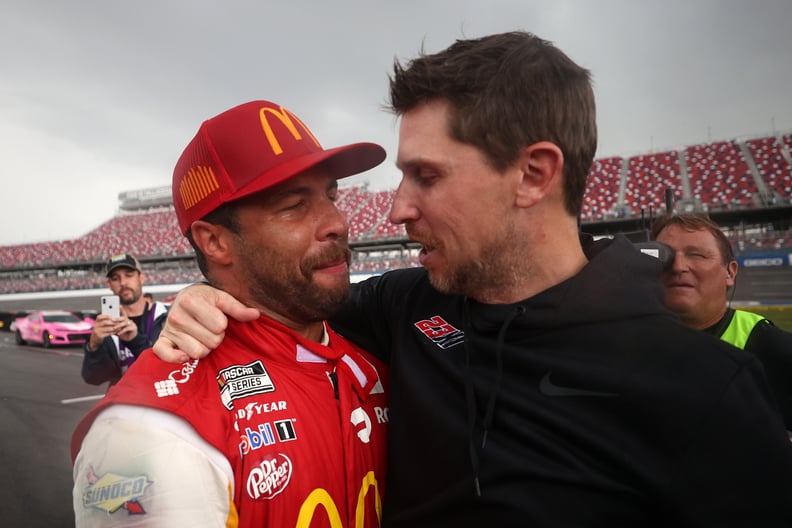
[82,253,169,387]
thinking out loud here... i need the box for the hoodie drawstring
[463,299,525,497]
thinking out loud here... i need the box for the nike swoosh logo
[539,372,618,398]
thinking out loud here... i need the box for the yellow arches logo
[294,471,381,527]
[259,106,320,155]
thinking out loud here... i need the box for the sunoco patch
[218,360,275,409]
[81,467,151,515]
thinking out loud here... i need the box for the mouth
[418,243,436,266]
[314,256,349,274]
[406,227,439,267]
[308,244,351,276]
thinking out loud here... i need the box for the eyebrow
[679,245,715,255]
[395,157,440,173]
[269,179,339,201]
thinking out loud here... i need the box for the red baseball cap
[172,100,386,235]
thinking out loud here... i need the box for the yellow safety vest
[719,310,767,350]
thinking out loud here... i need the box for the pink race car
[14,310,94,348]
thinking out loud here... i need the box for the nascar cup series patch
[218,360,276,410]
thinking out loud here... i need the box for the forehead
[239,166,337,205]
[269,166,335,194]
[108,267,138,278]
[396,100,454,167]
[657,224,718,248]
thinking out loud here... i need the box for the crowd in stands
[1,132,791,294]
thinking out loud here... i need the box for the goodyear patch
[81,467,152,515]
[218,360,276,410]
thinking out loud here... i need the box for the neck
[257,306,326,342]
[682,306,728,330]
[473,219,588,304]
[222,284,327,342]
[209,271,328,343]
[120,299,147,318]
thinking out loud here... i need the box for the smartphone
[101,295,120,317]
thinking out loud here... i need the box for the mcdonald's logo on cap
[259,106,321,156]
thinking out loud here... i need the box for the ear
[190,220,234,266]
[514,141,564,209]
[726,260,738,287]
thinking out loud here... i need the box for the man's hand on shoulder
[152,283,259,363]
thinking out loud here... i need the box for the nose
[669,251,689,274]
[318,199,349,241]
[388,180,419,225]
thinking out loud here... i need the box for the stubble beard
[425,218,524,301]
[119,288,141,306]
[237,239,352,323]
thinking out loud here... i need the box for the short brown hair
[387,31,597,217]
[651,213,735,264]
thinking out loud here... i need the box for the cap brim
[105,264,139,277]
[227,142,386,206]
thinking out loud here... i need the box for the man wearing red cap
[82,253,169,387]
[71,101,389,526]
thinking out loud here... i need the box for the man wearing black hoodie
[154,32,792,526]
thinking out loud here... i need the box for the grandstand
[1,130,791,303]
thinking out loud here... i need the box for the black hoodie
[333,234,792,527]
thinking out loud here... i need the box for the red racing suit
[72,315,389,527]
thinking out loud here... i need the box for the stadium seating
[746,136,792,200]
[581,157,622,221]
[3,132,792,294]
[347,191,386,240]
[336,184,371,216]
[624,150,683,214]
[686,141,755,208]
[372,190,407,240]
[357,190,403,241]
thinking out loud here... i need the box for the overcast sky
[2,0,791,246]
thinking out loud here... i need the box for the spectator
[71,100,388,526]
[652,213,792,431]
[143,292,154,308]
[82,253,168,386]
[155,32,792,526]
